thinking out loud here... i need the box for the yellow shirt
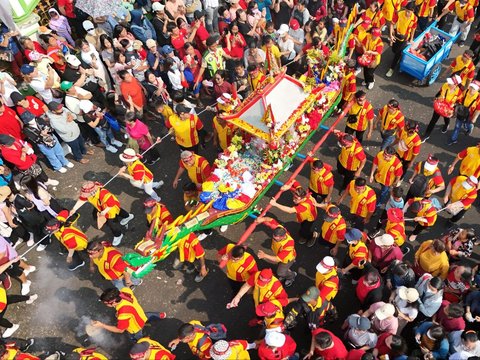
[415,240,449,279]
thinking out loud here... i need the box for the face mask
[171,64,177,70]
[87,29,96,35]
[127,46,134,52]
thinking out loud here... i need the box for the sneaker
[106,145,118,153]
[20,338,34,352]
[112,234,123,246]
[441,125,449,133]
[57,167,67,174]
[198,233,208,241]
[3,324,19,338]
[2,274,11,290]
[284,272,297,288]
[36,244,47,252]
[68,261,85,271]
[65,162,74,168]
[306,231,319,247]
[26,236,34,247]
[386,69,394,78]
[26,294,38,304]
[369,230,382,238]
[12,239,23,249]
[120,214,134,226]
[447,139,458,146]
[421,136,430,143]
[367,82,375,90]
[24,266,36,277]
[220,225,228,233]
[459,40,465,47]
[21,280,31,295]
[154,180,164,189]
[467,126,474,135]
[172,258,183,270]
[45,179,59,186]
[194,269,209,282]
[111,139,123,147]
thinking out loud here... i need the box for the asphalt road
[7,19,480,359]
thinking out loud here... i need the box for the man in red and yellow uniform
[449,80,480,145]
[333,130,367,190]
[129,337,175,359]
[229,268,289,309]
[416,0,437,31]
[338,177,377,230]
[444,175,478,224]
[394,119,422,178]
[46,210,87,271]
[315,256,340,301]
[448,143,480,178]
[306,155,334,203]
[361,28,384,90]
[256,301,285,331]
[369,146,403,209]
[376,99,405,150]
[173,232,208,283]
[87,241,141,289]
[71,181,134,246]
[173,151,212,189]
[169,320,213,359]
[0,344,39,360]
[340,229,369,281]
[407,155,445,201]
[144,198,174,227]
[337,59,357,111]
[93,287,165,341]
[270,186,318,247]
[213,113,235,152]
[218,244,258,293]
[316,204,346,256]
[385,208,407,247]
[347,18,371,64]
[256,217,297,287]
[383,0,406,24]
[118,148,163,202]
[166,104,208,153]
[447,50,475,88]
[404,197,438,241]
[424,76,463,140]
[438,0,475,46]
[345,90,375,143]
[71,348,109,360]
[386,3,418,78]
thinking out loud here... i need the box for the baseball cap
[289,19,300,30]
[257,268,273,286]
[143,198,157,213]
[277,24,289,36]
[324,205,340,222]
[447,75,462,86]
[387,208,404,222]
[398,287,419,303]
[161,44,174,55]
[10,92,25,105]
[301,286,320,302]
[206,34,220,47]
[60,81,74,91]
[424,155,439,172]
[345,228,363,243]
[463,175,478,190]
[47,101,63,111]
[375,303,395,320]
[20,64,35,75]
[65,54,81,67]
[0,134,15,146]
[374,233,394,247]
[265,332,286,347]
[151,2,165,12]
[316,256,335,274]
[255,301,279,317]
[146,39,157,49]
[194,10,206,19]
[348,315,371,330]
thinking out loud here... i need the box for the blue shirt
[0,25,19,55]
[256,0,273,21]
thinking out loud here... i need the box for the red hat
[57,210,70,222]
[371,27,381,37]
[387,208,404,222]
[289,19,300,31]
[255,301,279,317]
[257,269,273,286]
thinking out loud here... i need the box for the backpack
[408,163,433,197]
[194,323,228,348]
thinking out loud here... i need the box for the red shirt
[170,29,188,59]
[24,42,47,61]
[120,78,145,108]
[356,276,381,304]
[347,349,366,360]
[0,107,23,139]
[57,0,75,18]
[375,332,393,358]
[16,96,46,118]
[311,329,348,360]
[436,300,466,332]
[1,140,36,171]
[258,334,296,360]
[194,23,210,54]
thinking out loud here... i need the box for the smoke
[76,315,125,350]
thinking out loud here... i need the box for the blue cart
[399,21,461,86]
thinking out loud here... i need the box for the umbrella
[75,0,123,18]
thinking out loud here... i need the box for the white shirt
[0,72,19,107]
[277,36,295,60]
[29,73,53,103]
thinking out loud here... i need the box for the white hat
[82,20,95,34]
[65,54,81,67]
[470,82,480,91]
[398,287,419,303]
[374,234,394,247]
[152,2,165,12]
[424,161,437,172]
[119,148,139,162]
[265,332,286,347]
[374,303,395,320]
[146,39,157,49]
[79,100,94,114]
[210,340,232,360]
[463,175,479,190]
[447,75,462,86]
[277,24,289,36]
[316,256,335,274]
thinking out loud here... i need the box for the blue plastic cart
[399,21,461,86]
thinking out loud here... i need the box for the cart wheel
[427,64,442,86]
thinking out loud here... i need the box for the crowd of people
[0,0,479,357]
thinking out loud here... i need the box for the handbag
[0,222,12,238]
[24,163,42,178]
[104,112,121,132]
[347,107,362,124]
